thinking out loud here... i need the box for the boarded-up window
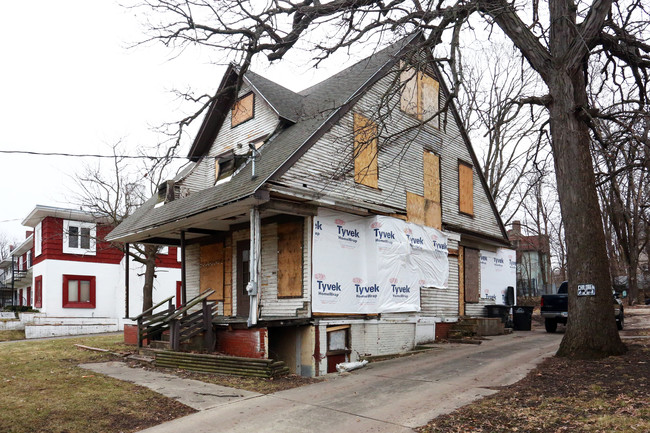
[459,161,474,215]
[231,92,254,127]
[423,151,441,229]
[464,247,480,303]
[400,65,419,116]
[400,63,440,126]
[353,113,379,188]
[420,74,440,128]
[200,242,224,301]
[277,219,304,298]
[406,191,425,225]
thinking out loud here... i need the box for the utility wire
[0,150,187,160]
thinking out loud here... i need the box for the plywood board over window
[406,191,425,225]
[423,151,442,229]
[231,92,255,127]
[353,113,379,188]
[459,161,474,216]
[277,218,304,298]
[464,247,480,303]
[420,74,440,128]
[400,65,419,116]
[200,242,225,301]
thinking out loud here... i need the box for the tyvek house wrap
[312,209,449,314]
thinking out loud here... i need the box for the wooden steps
[152,350,290,378]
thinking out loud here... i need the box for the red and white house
[12,205,182,337]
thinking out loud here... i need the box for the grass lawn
[0,330,25,341]
[0,334,195,433]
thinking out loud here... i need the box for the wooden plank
[464,247,480,303]
[231,92,254,127]
[406,191,425,225]
[458,247,465,315]
[424,198,442,230]
[400,63,419,117]
[420,73,440,128]
[224,237,233,316]
[353,113,378,188]
[459,161,474,215]
[200,242,224,301]
[277,219,304,298]
[423,151,441,202]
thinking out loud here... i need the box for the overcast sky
[0,1,351,244]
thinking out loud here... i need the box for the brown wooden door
[236,240,250,317]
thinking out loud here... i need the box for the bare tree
[72,143,177,315]
[133,0,650,357]
[457,42,551,225]
[0,233,15,261]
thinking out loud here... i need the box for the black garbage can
[512,306,534,331]
[485,304,510,324]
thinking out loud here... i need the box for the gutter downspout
[125,243,130,318]
[247,206,261,327]
[180,231,187,306]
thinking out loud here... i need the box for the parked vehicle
[540,281,624,332]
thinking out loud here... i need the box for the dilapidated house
[107,33,510,376]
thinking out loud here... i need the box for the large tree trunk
[548,67,626,358]
[141,244,157,315]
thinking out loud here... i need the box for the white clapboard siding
[178,84,280,193]
[277,68,504,240]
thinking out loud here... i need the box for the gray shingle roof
[107,34,419,242]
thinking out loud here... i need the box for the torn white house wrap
[312,209,449,314]
[479,248,517,304]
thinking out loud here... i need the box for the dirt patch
[419,333,650,432]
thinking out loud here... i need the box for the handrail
[131,296,175,320]
[164,290,214,322]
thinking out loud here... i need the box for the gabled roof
[108,35,419,242]
[107,33,508,244]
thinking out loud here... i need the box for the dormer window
[63,220,96,255]
[231,92,255,127]
[215,150,248,185]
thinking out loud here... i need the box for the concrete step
[25,323,119,339]
[27,316,118,326]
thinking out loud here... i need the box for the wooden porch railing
[164,290,216,351]
[131,296,175,348]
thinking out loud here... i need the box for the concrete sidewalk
[82,328,561,433]
[80,362,261,411]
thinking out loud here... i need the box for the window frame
[34,276,43,308]
[62,274,96,308]
[62,220,96,256]
[34,222,42,256]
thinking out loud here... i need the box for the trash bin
[512,306,534,331]
[485,304,510,324]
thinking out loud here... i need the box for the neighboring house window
[34,222,42,256]
[63,220,96,255]
[353,113,379,188]
[26,287,31,307]
[62,275,96,308]
[35,276,42,308]
[27,250,32,268]
[399,63,440,128]
[231,92,255,127]
[159,246,169,255]
[458,161,474,216]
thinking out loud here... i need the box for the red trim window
[176,281,182,309]
[35,276,43,308]
[62,275,96,308]
[19,289,23,306]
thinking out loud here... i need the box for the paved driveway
[137,328,561,433]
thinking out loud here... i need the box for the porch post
[180,230,187,306]
[248,206,261,327]
[124,243,130,318]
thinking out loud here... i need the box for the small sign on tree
[577,284,596,297]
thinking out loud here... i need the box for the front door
[236,240,250,317]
